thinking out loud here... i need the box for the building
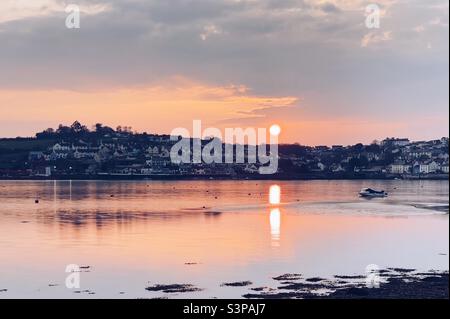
[389,162,410,174]
[382,138,410,147]
[413,162,430,175]
[35,166,52,177]
[52,143,71,152]
[428,161,441,173]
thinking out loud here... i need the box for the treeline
[36,121,137,140]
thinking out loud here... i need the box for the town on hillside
[0,121,448,179]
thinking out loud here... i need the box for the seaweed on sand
[145,284,202,293]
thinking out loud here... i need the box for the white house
[413,162,430,174]
[73,149,97,159]
[160,147,170,158]
[389,163,409,174]
[147,146,159,156]
[52,143,71,152]
[428,161,441,173]
[331,164,345,172]
[382,138,410,147]
[441,163,449,174]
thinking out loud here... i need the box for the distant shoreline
[0,174,448,181]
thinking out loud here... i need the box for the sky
[0,0,448,145]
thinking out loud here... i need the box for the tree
[350,143,364,152]
[348,155,369,170]
[93,123,114,136]
[35,128,56,139]
[70,121,88,134]
[56,124,71,135]
[366,143,381,153]
[94,123,104,133]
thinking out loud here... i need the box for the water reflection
[26,181,228,228]
[270,208,281,246]
[269,184,281,205]
[269,184,282,247]
[0,180,447,299]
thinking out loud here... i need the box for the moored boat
[359,188,388,198]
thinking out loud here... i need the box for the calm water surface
[0,180,448,298]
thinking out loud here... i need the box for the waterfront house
[412,162,430,175]
[390,162,410,174]
[428,161,441,173]
[331,163,345,172]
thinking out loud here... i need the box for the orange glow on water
[270,208,281,246]
[269,185,282,246]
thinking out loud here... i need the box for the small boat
[359,188,388,198]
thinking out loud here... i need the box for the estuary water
[0,180,448,298]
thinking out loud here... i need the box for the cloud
[0,0,448,143]
[0,0,110,24]
[0,77,298,137]
[200,24,222,40]
[361,30,393,47]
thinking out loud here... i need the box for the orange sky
[1,79,447,145]
[0,1,448,144]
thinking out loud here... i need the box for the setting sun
[270,125,281,136]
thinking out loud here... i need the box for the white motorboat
[359,188,388,198]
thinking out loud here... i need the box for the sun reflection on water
[269,184,282,247]
[269,184,281,205]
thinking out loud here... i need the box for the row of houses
[25,136,449,178]
[389,161,449,175]
[29,142,173,162]
[28,140,262,176]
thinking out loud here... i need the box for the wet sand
[139,268,448,299]
[242,269,449,299]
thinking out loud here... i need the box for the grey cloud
[319,2,341,13]
[0,0,448,122]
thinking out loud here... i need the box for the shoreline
[242,269,449,299]
[0,174,448,181]
[2,268,447,299]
